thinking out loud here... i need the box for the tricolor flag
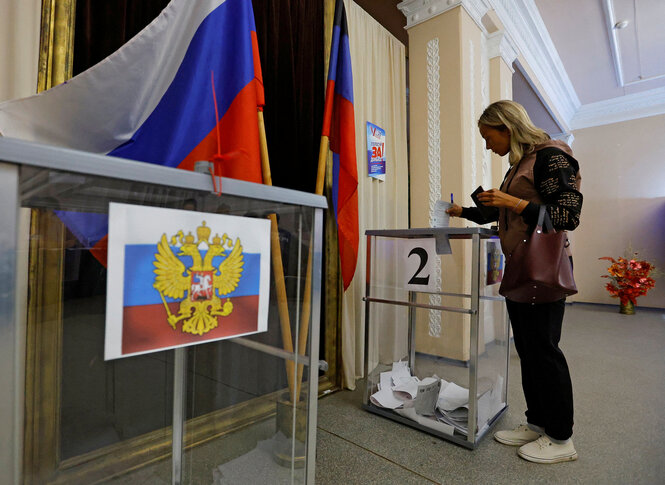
[105,203,270,360]
[322,0,359,291]
[0,0,265,264]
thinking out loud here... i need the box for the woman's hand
[476,188,519,209]
[446,203,463,217]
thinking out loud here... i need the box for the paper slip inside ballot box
[391,360,411,378]
[370,388,405,409]
[392,375,420,400]
[379,371,393,391]
[414,377,441,416]
[438,381,470,411]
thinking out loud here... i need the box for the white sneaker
[518,435,578,464]
[494,424,541,446]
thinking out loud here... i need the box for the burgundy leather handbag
[499,206,577,303]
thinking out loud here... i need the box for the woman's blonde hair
[478,100,550,165]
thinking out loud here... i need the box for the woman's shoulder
[534,146,579,172]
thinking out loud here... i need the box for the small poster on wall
[104,203,271,360]
[366,121,386,181]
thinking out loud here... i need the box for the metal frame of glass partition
[0,137,325,485]
[362,227,510,449]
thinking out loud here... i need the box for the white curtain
[342,0,408,389]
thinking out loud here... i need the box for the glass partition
[1,140,323,484]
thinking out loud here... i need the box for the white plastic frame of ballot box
[0,137,325,485]
[362,227,510,449]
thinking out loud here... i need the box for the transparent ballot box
[0,138,324,484]
[362,228,509,449]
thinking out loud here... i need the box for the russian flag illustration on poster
[104,203,270,360]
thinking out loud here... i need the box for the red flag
[322,0,359,291]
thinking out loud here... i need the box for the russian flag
[105,203,271,360]
[0,0,265,264]
[322,0,359,291]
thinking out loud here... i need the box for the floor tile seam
[317,426,440,484]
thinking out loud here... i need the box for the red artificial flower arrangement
[599,254,656,306]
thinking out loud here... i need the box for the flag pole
[294,0,341,398]
[257,108,297,401]
[294,134,330,397]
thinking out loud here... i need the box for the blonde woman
[447,100,582,464]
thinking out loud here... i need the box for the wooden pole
[257,109,296,400]
[295,135,330,397]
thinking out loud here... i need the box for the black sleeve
[521,148,583,230]
[461,206,499,225]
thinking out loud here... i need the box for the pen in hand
[446,193,462,217]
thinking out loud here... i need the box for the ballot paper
[391,360,411,378]
[431,201,453,255]
[392,375,420,400]
[370,388,406,409]
[379,371,393,391]
[435,234,452,255]
[435,408,468,435]
[368,361,485,437]
[370,361,414,408]
[414,377,441,416]
[438,381,470,411]
[432,200,451,227]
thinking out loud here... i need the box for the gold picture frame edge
[37,0,76,93]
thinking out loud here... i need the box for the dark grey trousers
[506,298,574,441]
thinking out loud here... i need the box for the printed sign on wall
[402,238,437,292]
[366,121,386,181]
[105,203,271,360]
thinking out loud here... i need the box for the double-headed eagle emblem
[153,221,244,336]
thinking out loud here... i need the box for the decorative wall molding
[463,0,492,28]
[480,34,491,188]
[400,0,664,132]
[570,85,665,130]
[486,31,517,72]
[426,38,441,229]
[398,0,579,129]
[487,0,579,129]
[397,0,490,32]
[552,132,575,147]
[425,37,443,338]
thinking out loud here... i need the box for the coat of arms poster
[105,203,271,360]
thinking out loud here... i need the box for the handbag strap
[536,205,555,233]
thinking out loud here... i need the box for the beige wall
[570,114,665,308]
[0,0,41,103]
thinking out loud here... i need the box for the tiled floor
[315,303,665,484]
[108,303,665,484]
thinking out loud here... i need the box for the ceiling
[366,0,665,132]
[531,0,665,130]
[535,0,665,105]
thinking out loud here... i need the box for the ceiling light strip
[602,0,625,87]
